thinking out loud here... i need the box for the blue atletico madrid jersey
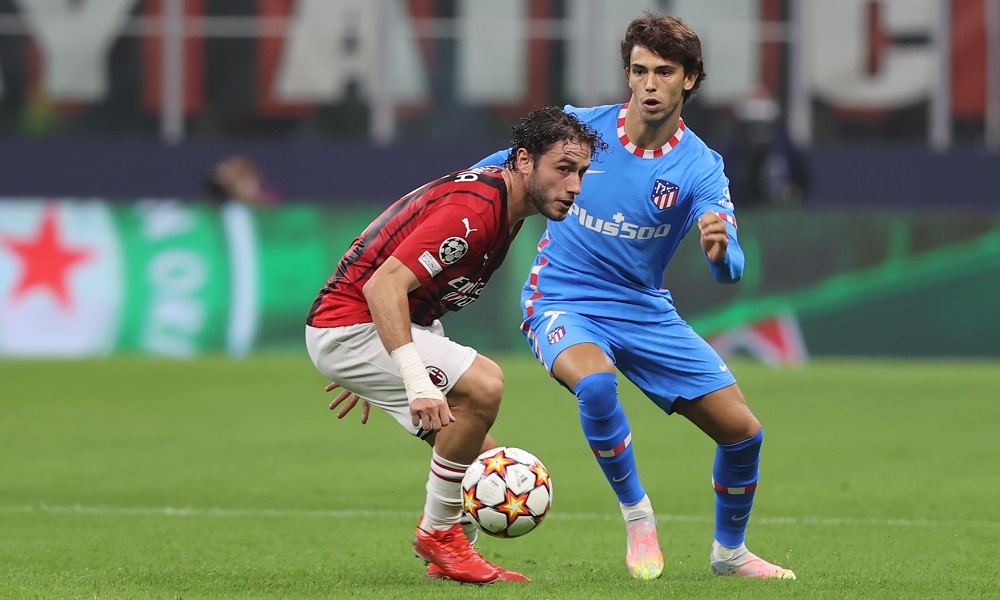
[474,103,744,323]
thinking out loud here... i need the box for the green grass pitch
[2,355,999,599]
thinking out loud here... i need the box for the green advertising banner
[112,201,232,357]
[0,199,387,358]
[1,199,998,359]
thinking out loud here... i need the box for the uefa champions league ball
[461,447,553,538]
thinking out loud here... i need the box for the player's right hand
[326,381,371,424]
[410,397,456,432]
[698,212,729,263]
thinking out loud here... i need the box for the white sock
[712,539,749,561]
[620,493,654,523]
[459,512,479,545]
[420,450,467,533]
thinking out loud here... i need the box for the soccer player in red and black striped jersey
[305,106,606,584]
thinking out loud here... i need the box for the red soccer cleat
[413,522,501,584]
[427,562,531,582]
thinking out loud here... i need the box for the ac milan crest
[426,365,449,388]
[651,179,679,209]
[547,325,565,345]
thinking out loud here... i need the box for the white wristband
[391,342,445,405]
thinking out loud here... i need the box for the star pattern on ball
[498,488,531,524]
[481,450,517,478]
[462,486,486,521]
[531,462,551,489]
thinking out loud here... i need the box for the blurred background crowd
[0,0,998,360]
[0,0,996,205]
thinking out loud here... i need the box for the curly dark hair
[504,106,608,171]
[620,12,706,103]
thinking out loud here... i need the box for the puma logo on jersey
[462,218,478,237]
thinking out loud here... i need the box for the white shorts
[305,322,477,437]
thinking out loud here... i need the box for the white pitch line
[1,504,998,529]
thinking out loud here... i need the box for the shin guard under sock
[575,372,644,505]
[713,428,763,547]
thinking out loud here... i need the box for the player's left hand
[325,381,371,424]
[698,212,729,263]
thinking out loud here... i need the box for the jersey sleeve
[391,203,493,286]
[691,154,745,283]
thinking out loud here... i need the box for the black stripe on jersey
[306,179,446,324]
[363,189,498,279]
[343,187,499,292]
[408,189,513,325]
[306,172,505,325]
[305,198,428,325]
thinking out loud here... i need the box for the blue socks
[575,373,645,506]
[576,370,765,544]
[713,428,763,547]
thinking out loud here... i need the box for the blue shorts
[521,308,737,413]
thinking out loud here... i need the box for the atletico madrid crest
[547,325,565,345]
[651,179,679,210]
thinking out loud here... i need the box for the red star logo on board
[498,488,531,525]
[531,462,551,489]
[1,205,94,310]
[481,450,517,478]
[462,486,485,521]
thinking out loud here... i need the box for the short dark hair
[504,106,608,171]
[620,12,706,103]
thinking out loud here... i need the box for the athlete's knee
[575,372,632,453]
[730,407,762,443]
[475,357,505,409]
[729,387,761,438]
[454,356,504,421]
[694,385,762,444]
[717,427,764,472]
[574,372,620,421]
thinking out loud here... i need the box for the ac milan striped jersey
[473,103,744,322]
[307,166,523,328]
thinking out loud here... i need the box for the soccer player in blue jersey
[473,12,796,581]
